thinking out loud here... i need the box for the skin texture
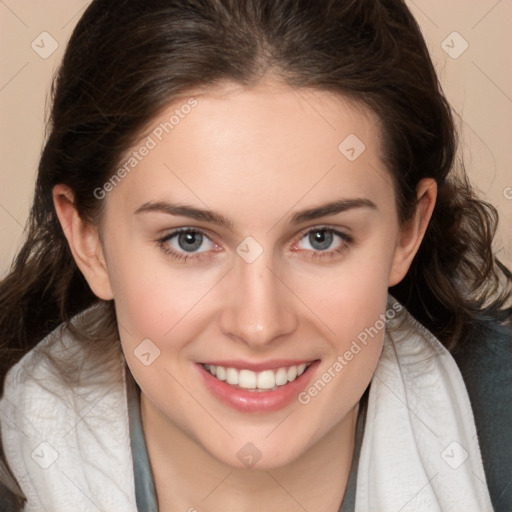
[53,78,436,511]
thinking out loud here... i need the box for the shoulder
[0,321,73,509]
[451,318,512,511]
[0,309,135,510]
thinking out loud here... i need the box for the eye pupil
[309,229,333,251]
[178,231,203,252]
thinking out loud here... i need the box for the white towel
[0,322,137,512]
[356,297,493,511]
[0,296,494,511]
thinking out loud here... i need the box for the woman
[0,0,510,510]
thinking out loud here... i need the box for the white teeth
[216,366,226,381]
[287,365,297,382]
[275,367,288,386]
[204,362,312,391]
[238,369,257,389]
[257,370,276,390]
[226,367,239,385]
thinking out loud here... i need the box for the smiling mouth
[201,362,316,392]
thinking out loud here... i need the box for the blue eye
[172,230,207,252]
[157,228,216,262]
[294,227,353,261]
[156,226,353,263]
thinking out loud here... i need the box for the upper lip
[199,359,317,372]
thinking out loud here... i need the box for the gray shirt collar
[125,370,365,512]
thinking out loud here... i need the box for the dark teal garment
[125,318,512,511]
[2,318,507,511]
[125,370,366,512]
[126,370,159,512]
[451,318,512,512]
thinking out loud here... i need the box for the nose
[219,251,298,349]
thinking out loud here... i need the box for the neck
[140,394,360,512]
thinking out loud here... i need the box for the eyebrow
[134,198,377,229]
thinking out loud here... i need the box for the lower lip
[196,361,320,413]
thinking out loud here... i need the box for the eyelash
[156,226,354,263]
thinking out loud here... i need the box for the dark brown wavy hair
[1,0,511,504]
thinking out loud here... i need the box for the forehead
[106,80,391,225]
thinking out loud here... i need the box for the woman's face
[93,79,422,469]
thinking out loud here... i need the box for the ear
[53,184,114,300]
[388,178,437,286]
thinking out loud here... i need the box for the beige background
[1,0,511,277]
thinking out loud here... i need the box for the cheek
[110,258,213,405]
[114,278,211,372]
[105,231,211,339]
[297,237,395,342]
[291,241,394,414]
[315,269,388,373]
